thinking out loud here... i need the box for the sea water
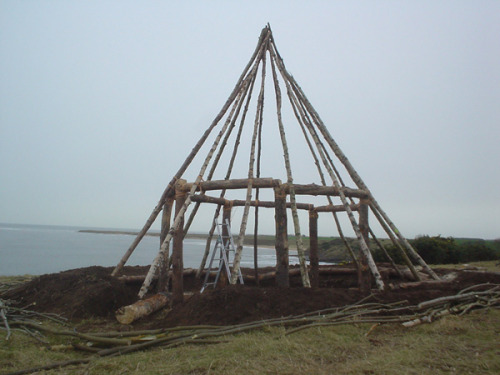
[0,223,296,276]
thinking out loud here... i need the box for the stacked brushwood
[1,283,499,375]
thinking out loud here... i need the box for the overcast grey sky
[1,1,499,239]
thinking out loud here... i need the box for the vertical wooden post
[157,196,174,292]
[274,186,289,287]
[309,210,319,289]
[218,204,232,287]
[358,199,371,292]
[172,180,187,305]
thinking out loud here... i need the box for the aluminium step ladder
[200,218,244,293]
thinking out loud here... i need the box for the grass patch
[1,309,499,374]
[0,275,34,294]
[432,260,499,271]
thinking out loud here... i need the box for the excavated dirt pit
[2,265,499,329]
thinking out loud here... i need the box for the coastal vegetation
[371,236,500,265]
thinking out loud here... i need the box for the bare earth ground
[2,264,499,330]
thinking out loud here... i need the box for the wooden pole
[157,196,174,292]
[309,210,319,289]
[274,185,289,287]
[253,47,266,287]
[230,42,269,284]
[196,212,219,278]
[269,49,310,287]
[190,194,313,210]
[369,227,404,279]
[172,181,187,305]
[253,200,260,287]
[370,205,420,281]
[358,200,372,292]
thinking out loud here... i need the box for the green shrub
[411,235,461,264]
[458,241,499,262]
[372,235,500,265]
[371,243,406,264]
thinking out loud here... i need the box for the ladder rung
[201,219,244,293]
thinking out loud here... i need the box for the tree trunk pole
[274,185,289,287]
[370,205,420,281]
[172,181,187,305]
[309,210,319,289]
[253,202,260,286]
[358,200,372,292]
[253,49,266,288]
[115,294,170,325]
[369,227,404,279]
[230,41,269,284]
[157,196,174,292]
[269,51,310,287]
[196,210,220,278]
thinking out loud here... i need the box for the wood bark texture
[115,293,169,325]
[274,186,290,287]
[309,210,319,288]
[172,186,186,304]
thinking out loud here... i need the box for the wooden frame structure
[112,25,439,301]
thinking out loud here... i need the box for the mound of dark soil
[148,268,500,328]
[158,286,366,327]
[2,265,499,327]
[2,266,144,319]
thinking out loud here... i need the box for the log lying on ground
[118,268,199,284]
[243,266,417,282]
[121,266,422,285]
[390,277,458,290]
[115,293,170,325]
[119,269,214,285]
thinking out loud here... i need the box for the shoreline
[79,229,293,250]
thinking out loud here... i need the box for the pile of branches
[0,299,67,342]
[0,276,33,295]
[2,283,499,375]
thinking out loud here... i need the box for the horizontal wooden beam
[283,184,369,199]
[181,178,369,199]
[190,194,313,210]
[183,178,279,192]
[315,203,360,213]
[190,194,362,213]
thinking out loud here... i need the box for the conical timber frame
[112,25,439,299]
